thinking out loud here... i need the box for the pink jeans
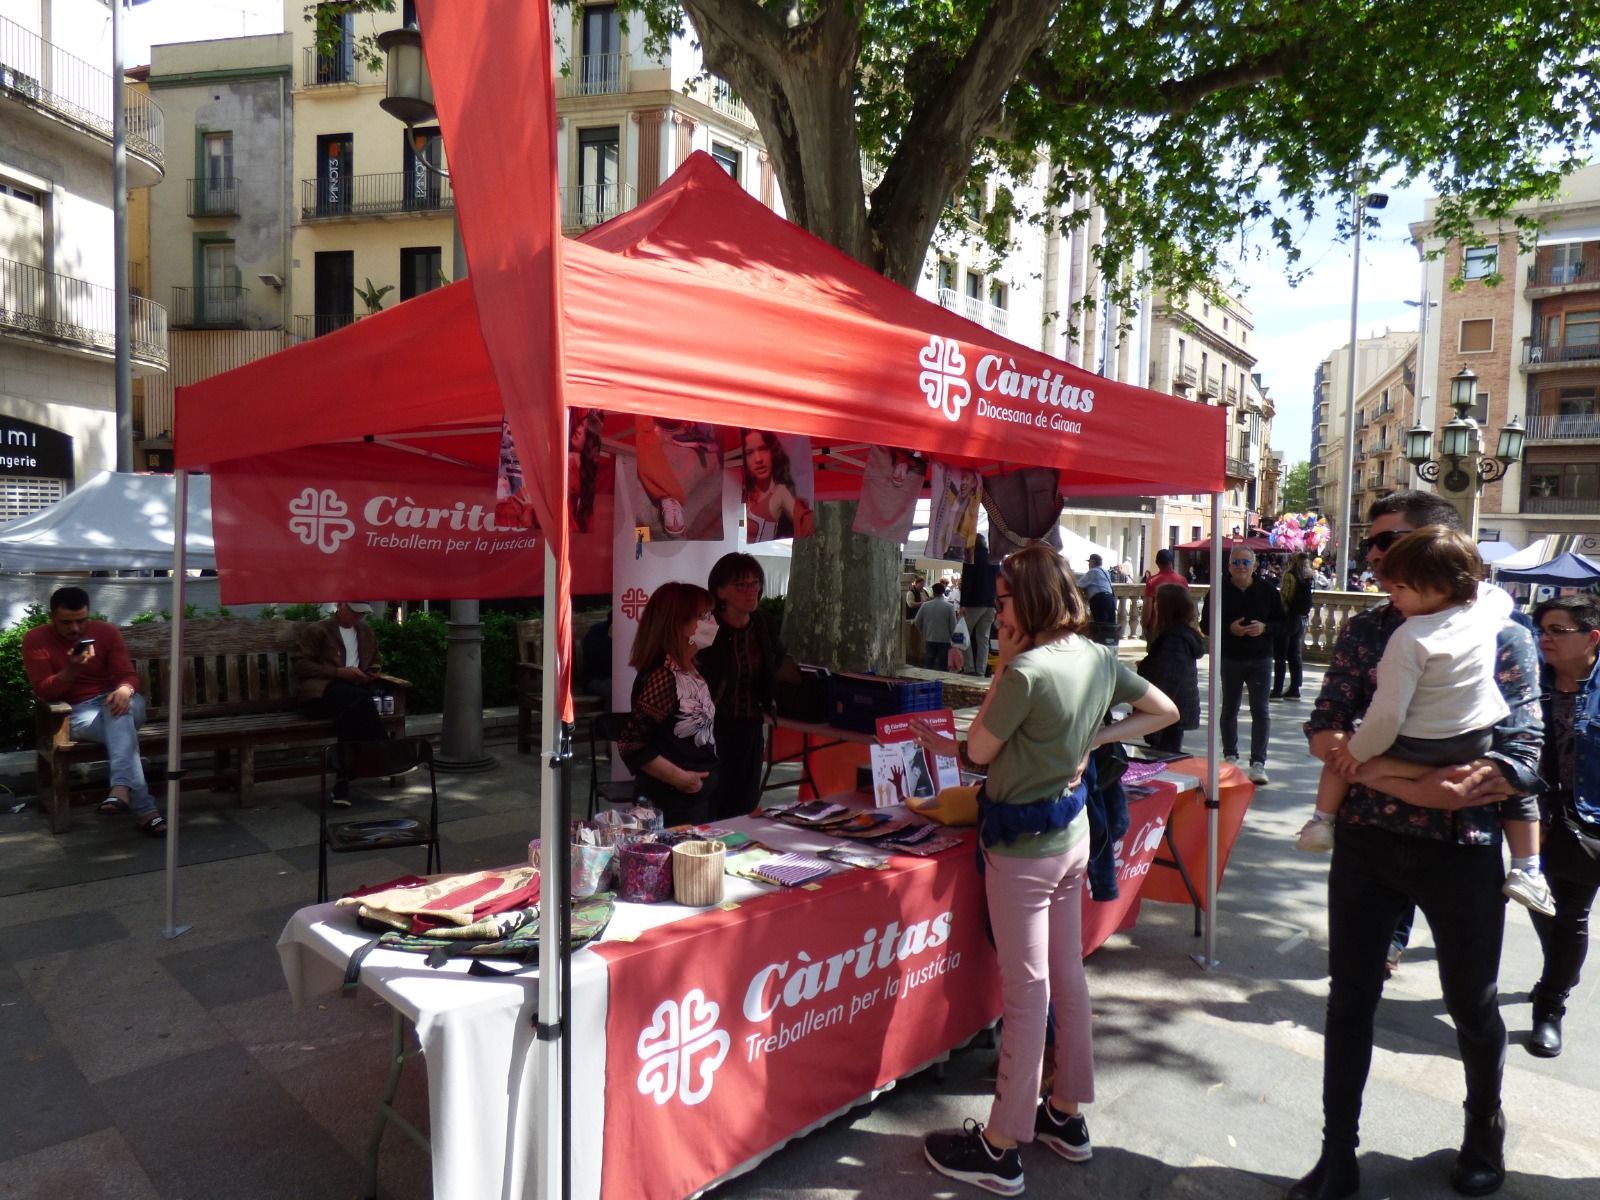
[983,837,1094,1142]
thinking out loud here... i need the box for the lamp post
[1334,186,1387,590]
[375,22,491,771]
[1404,365,1526,536]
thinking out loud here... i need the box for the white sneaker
[1504,869,1556,917]
[1295,816,1335,853]
[1224,755,1240,767]
[659,497,686,536]
[1248,761,1270,785]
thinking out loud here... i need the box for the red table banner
[592,840,1001,1200]
[1082,782,1179,955]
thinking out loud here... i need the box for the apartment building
[1147,288,1263,550]
[1412,165,1600,548]
[0,0,167,517]
[141,32,294,465]
[1346,338,1419,546]
[1309,330,1417,531]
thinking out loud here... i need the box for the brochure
[869,709,961,808]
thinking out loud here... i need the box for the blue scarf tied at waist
[975,780,1088,873]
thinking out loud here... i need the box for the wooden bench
[515,613,607,753]
[34,619,408,834]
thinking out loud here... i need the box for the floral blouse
[1305,601,1543,845]
[619,656,718,783]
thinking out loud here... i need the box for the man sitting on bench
[22,586,167,836]
[294,602,387,804]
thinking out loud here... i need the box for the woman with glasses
[617,582,722,826]
[1526,596,1600,1058]
[913,545,1178,1196]
[698,553,801,819]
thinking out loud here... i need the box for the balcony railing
[293,312,360,341]
[172,285,246,328]
[1198,375,1219,399]
[561,51,628,96]
[1524,413,1600,441]
[936,287,1010,336]
[1524,340,1600,366]
[560,182,636,229]
[1223,384,1239,406]
[300,171,454,220]
[299,46,378,88]
[1111,583,1388,662]
[1224,455,1252,479]
[1527,260,1591,289]
[1172,363,1196,391]
[1523,495,1600,515]
[188,177,239,217]
[0,14,164,166]
[0,256,167,368]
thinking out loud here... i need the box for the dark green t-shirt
[981,636,1149,858]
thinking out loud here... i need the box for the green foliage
[757,594,785,629]
[355,277,395,315]
[0,605,48,751]
[276,602,329,623]
[479,611,524,709]
[126,604,238,624]
[1281,462,1312,512]
[373,612,448,713]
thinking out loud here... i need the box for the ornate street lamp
[377,24,439,131]
[1405,366,1525,492]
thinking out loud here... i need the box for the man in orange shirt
[1142,547,1189,636]
[21,586,165,835]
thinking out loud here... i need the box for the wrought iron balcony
[561,182,636,230]
[171,285,247,329]
[561,51,628,96]
[1526,259,1593,290]
[0,256,167,368]
[188,177,239,217]
[936,287,1010,337]
[1224,455,1252,479]
[1523,340,1600,368]
[299,46,379,89]
[1524,413,1600,441]
[1523,494,1600,515]
[0,14,164,171]
[300,171,454,220]
[293,313,361,341]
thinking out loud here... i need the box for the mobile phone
[73,638,96,653]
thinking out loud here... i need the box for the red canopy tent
[168,1,1233,1193]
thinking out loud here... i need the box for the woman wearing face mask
[698,553,803,819]
[617,582,721,826]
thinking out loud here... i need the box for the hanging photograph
[852,445,924,542]
[926,463,982,562]
[620,417,725,541]
[568,407,606,532]
[741,429,815,542]
[494,417,535,529]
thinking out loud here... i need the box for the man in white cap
[294,602,386,802]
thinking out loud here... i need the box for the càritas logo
[287,487,355,555]
[918,335,972,422]
[637,989,729,1106]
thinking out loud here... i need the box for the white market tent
[1476,540,1523,566]
[0,471,215,571]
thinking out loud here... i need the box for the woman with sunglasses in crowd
[912,544,1178,1196]
[1526,595,1600,1058]
[697,553,802,820]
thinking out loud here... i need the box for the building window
[937,259,956,293]
[989,281,1007,310]
[198,240,238,323]
[1459,318,1493,353]
[577,126,621,222]
[1190,526,1202,543]
[1463,246,1498,280]
[578,5,621,93]
[399,246,442,301]
[403,127,444,210]
[1176,336,1186,367]
[1469,389,1490,425]
[315,133,352,215]
[965,271,983,301]
[1567,310,1600,348]
[1528,463,1600,501]
[201,131,233,213]
[1549,242,1585,285]
[710,141,741,182]
[1168,525,1179,548]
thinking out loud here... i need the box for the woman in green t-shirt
[919,544,1178,1196]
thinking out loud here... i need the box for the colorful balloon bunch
[1270,512,1331,554]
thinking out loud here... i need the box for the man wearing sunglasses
[1287,491,1544,1200]
[1201,546,1285,785]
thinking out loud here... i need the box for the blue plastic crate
[826,673,944,733]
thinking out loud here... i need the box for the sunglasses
[1229,559,1254,566]
[1538,625,1588,638]
[1359,529,1414,555]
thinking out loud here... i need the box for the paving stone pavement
[0,670,1595,1200]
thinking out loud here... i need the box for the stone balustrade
[1111,583,1388,662]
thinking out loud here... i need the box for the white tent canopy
[0,471,215,572]
[1491,537,1556,573]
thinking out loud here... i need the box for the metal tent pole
[1194,491,1223,970]
[162,469,191,939]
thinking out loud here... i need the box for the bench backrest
[119,619,306,722]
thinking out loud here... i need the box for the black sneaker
[1035,1099,1092,1162]
[924,1120,1024,1196]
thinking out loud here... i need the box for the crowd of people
[19,493,1597,1200]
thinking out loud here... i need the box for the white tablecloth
[277,808,945,1200]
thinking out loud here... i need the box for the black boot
[1528,986,1566,1059]
[1283,1147,1359,1200]
[1449,1107,1506,1196]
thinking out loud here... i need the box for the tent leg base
[1191,951,1219,972]
[162,923,192,940]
